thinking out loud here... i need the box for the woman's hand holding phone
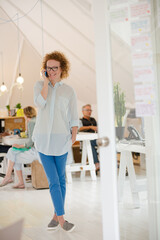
[44,71,48,78]
[41,69,49,99]
[41,69,49,84]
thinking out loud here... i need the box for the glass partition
[109,0,160,239]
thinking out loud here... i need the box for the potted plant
[15,103,24,117]
[6,104,11,116]
[114,82,126,140]
[15,103,21,109]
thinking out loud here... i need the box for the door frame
[93,0,120,239]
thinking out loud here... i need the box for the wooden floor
[0,166,148,240]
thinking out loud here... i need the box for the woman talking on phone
[32,51,78,232]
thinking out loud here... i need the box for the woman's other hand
[72,126,78,144]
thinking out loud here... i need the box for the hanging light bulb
[16,73,24,84]
[0,82,7,92]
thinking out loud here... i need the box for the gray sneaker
[62,221,75,232]
[47,219,59,230]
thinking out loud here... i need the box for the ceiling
[0,0,134,116]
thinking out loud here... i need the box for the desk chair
[0,153,7,177]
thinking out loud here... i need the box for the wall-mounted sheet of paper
[134,84,155,101]
[131,18,151,34]
[130,2,151,18]
[136,102,156,116]
[133,66,155,83]
[133,65,156,116]
[110,7,129,23]
[132,51,153,67]
[131,34,152,50]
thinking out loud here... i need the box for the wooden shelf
[0,116,24,119]
[0,116,25,132]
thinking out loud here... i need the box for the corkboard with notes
[0,116,25,132]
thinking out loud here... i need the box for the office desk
[3,134,97,184]
[66,133,147,201]
[2,135,28,145]
[117,142,146,208]
[3,134,146,203]
[66,133,98,183]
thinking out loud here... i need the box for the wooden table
[2,135,28,145]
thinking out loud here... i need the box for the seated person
[0,106,40,189]
[79,104,100,172]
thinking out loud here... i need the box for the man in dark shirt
[79,104,100,173]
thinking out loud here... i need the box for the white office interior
[0,0,160,239]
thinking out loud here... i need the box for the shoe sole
[63,225,76,233]
[47,225,60,231]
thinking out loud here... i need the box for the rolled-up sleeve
[34,81,46,108]
[69,91,79,128]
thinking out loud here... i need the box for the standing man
[79,104,100,173]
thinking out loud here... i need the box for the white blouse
[32,80,79,156]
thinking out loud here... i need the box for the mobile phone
[45,71,48,77]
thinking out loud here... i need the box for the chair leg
[21,164,32,184]
[2,157,7,174]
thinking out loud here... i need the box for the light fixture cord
[17,13,21,74]
[0,52,4,84]
[40,0,44,58]
[0,0,40,25]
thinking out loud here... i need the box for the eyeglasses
[46,66,59,72]
[84,109,92,112]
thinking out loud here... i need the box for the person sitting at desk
[0,106,39,189]
[79,104,100,173]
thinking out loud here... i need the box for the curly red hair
[42,51,70,79]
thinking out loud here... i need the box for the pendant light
[0,52,7,93]
[16,73,24,84]
[16,13,24,85]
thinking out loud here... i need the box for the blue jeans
[38,152,68,216]
[90,140,99,164]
